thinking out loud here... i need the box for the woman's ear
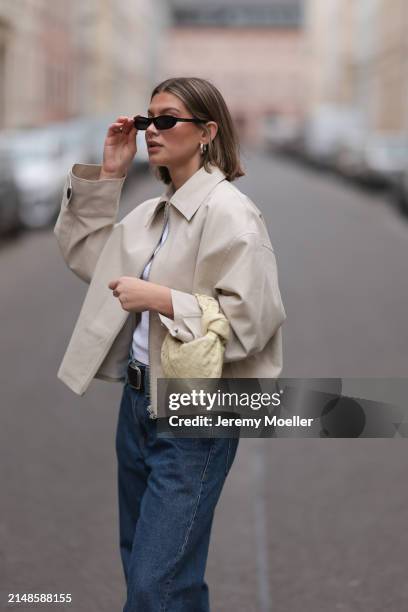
[203,121,218,144]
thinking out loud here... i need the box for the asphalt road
[1,151,408,612]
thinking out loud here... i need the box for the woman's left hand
[108,277,152,311]
[108,276,174,317]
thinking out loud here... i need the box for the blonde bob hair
[150,77,245,184]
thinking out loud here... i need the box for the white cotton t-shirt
[131,217,169,364]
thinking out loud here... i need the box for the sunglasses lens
[155,116,177,130]
[133,116,150,130]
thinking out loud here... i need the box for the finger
[112,118,127,129]
[108,280,118,289]
[123,119,136,135]
[107,122,127,135]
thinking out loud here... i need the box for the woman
[54,77,286,612]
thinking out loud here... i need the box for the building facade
[162,0,307,147]
[305,0,408,135]
[0,0,169,129]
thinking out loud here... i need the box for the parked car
[0,126,68,229]
[335,131,408,187]
[301,104,363,168]
[391,167,408,216]
[263,114,303,154]
[0,115,149,231]
[0,146,20,235]
[49,116,96,169]
[0,119,100,230]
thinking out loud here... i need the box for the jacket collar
[145,164,226,227]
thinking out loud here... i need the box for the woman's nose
[146,123,159,136]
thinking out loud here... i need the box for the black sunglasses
[133,114,207,131]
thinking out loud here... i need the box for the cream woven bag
[160,293,230,378]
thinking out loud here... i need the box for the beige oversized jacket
[54,162,287,417]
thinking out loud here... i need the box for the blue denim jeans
[116,357,240,612]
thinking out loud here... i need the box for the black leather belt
[127,359,150,394]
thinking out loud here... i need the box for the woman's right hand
[100,116,138,179]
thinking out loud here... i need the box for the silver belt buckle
[128,361,142,390]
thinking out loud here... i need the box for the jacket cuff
[71,163,127,181]
[158,288,203,342]
[68,164,127,218]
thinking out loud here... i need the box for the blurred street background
[1,1,408,611]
